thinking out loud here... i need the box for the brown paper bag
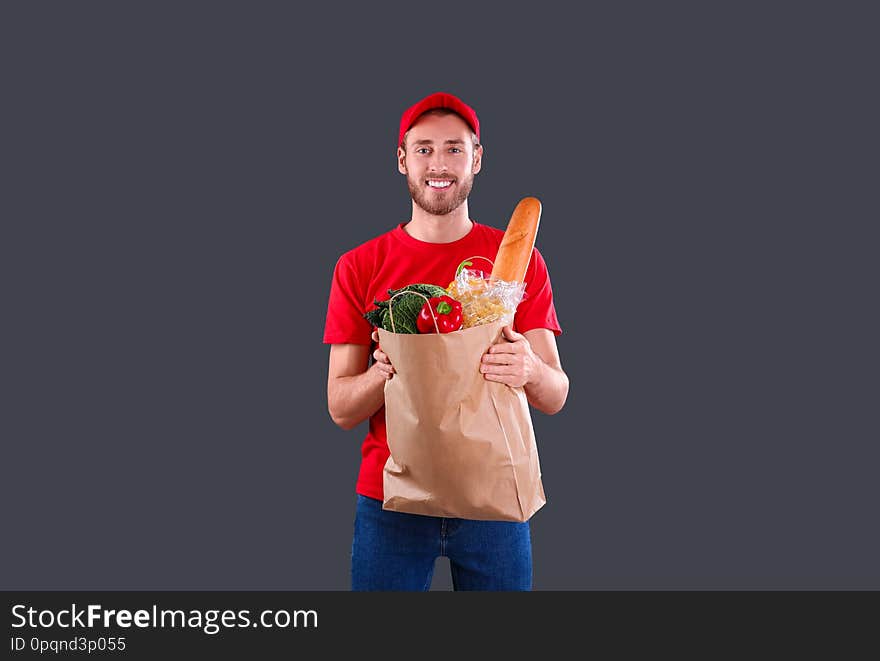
[377,320,546,522]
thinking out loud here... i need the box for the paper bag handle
[387,290,440,334]
[455,255,495,278]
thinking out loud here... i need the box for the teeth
[428,180,452,188]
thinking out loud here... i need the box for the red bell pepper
[417,295,463,334]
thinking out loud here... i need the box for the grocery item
[363,283,448,334]
[416,295,463,334]
[490,196,542,284]
[448,260,525,329]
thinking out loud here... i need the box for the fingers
[373,350,394,379]
[487,345,518,356]
[372,345,395,380]
[489,326,529,353]
[375,361,395,379]
[481,349,526,385]
[488,339,524,354]
[482,372,519,385]
[482,361,527,387]
[482,352,520,365]
[502,325,525,342]
[371,329,389,364]
[480,362,518,376]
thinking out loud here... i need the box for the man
[323,92,569,590]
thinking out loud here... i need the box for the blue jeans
[351,495,532,591]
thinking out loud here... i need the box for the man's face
[398,112,483,216]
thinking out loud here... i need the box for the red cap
[398,92,480,147]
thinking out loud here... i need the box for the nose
[427,152,449,173]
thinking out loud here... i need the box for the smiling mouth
[426,179,454,190]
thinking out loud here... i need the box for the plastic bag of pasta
[446,259,527,329]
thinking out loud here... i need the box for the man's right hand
[371,329,395,379]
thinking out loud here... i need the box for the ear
[472,144,483,175]
[397,146,407,175]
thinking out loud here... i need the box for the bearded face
[399,112,482,217]
[406,166,474,216]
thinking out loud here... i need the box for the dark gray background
[3,2,878,590]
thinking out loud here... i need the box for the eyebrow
[412,139,466,145]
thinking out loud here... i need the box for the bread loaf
[490,197,542,283]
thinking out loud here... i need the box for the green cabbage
[363,283,448,334]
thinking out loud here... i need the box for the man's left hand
[480,325,540,388]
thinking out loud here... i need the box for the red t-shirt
[323,220,562,500]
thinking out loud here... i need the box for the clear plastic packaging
[447,267,526,329]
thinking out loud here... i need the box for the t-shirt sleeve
[323,253,373,345]
[514,247,562,336]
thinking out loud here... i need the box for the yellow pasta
[448,272,520,329]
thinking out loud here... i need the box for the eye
[416,147,431,155]
[449,147,462,154]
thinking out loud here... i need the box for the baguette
[490,197,542,283]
